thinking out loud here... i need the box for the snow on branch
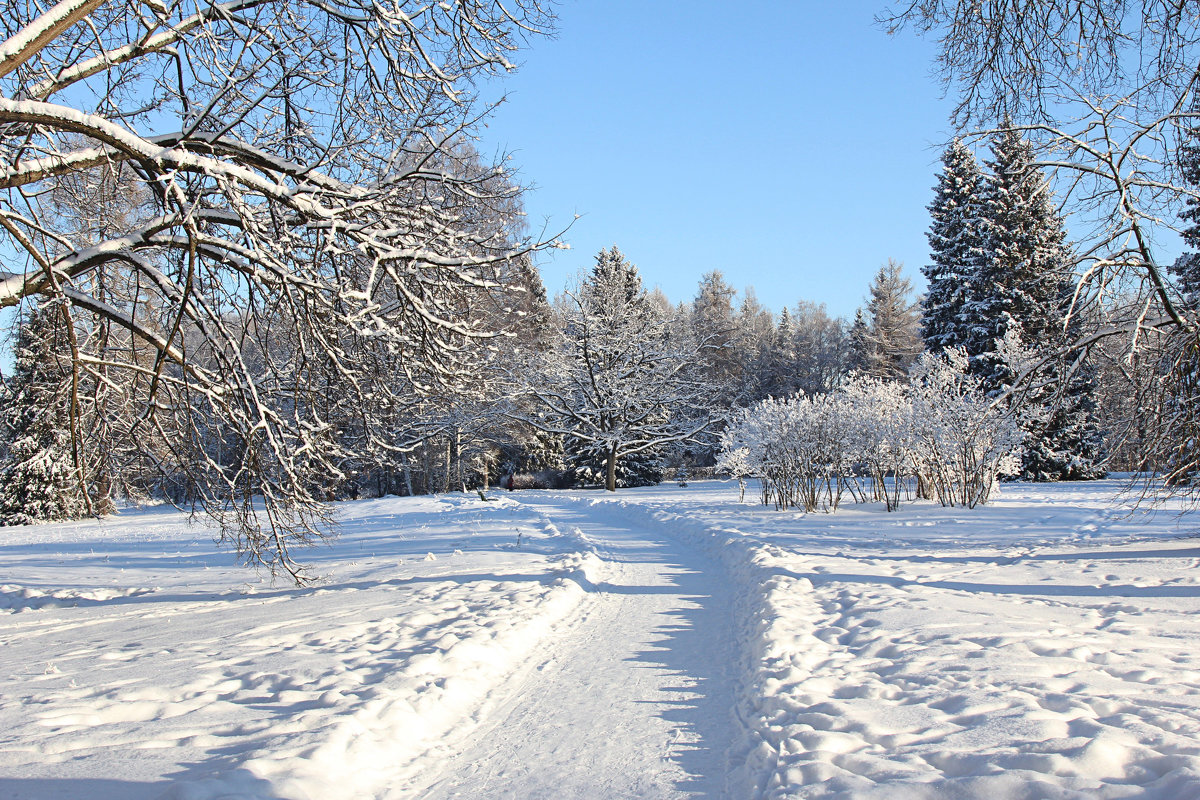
[0,0,556,581]
[720,351,1026,512]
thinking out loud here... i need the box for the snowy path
[412,494,738,799]
[5,481,1200,799]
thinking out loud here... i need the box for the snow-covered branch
[0,0,555,580]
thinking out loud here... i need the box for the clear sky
[477,1,959,320]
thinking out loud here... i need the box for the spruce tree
[847,308,870,374]
[1171,254,1200,306]
[569,446,664,488]
[923,138,987,353]
[1174,108,1200,308]
[860,260,922,380]
[1150,114,1200,486]
[0,304,88,525]
[968,126,1103,480]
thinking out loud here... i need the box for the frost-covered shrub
[720,393,856,512]
[719,350,1024,512]
[908,349,1025,508]
[716,443,754,503]
[842,375,920,511]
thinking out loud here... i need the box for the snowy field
[2,479,1199,799]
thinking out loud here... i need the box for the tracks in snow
[411,494,740,800]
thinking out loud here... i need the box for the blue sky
[477,1,959,319]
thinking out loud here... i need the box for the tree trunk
[401,453,414,497]
[453,430,467,493]
[605,446,618,492]
[422,441,432,495]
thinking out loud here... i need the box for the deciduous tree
[0,0,555,579]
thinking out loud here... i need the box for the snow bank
[6,480,1200,799]
[1,583,156,612]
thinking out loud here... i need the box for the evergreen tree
[508,254,557,350]
[965,127,1068,390]
[966,126,1103,480]
[516,429,567,474]
[1173,108,1200,309]
[847,308,870,374]
[1171,254,1200,307]
[0,304,89,525]
[1144,114,1200,487]
[684,270,742,465]
[569,445,664,488]
[923,138,987,352]
[690,270,741,407]
[858,260,922,381]
[764,306,798,397]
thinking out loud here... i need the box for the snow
[2,480,1199,798]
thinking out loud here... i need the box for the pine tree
[0,304,89,525]
[923,138,987,353]
[967,126,1103,480]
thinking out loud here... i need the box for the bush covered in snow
[717,392,858,512]
[908,349,1027,507]
[719,349,1025,511]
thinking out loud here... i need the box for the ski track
[412,494,737,799]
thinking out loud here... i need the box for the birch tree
[0,0,555,580]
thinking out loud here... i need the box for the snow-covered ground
[2,479,1199,799]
